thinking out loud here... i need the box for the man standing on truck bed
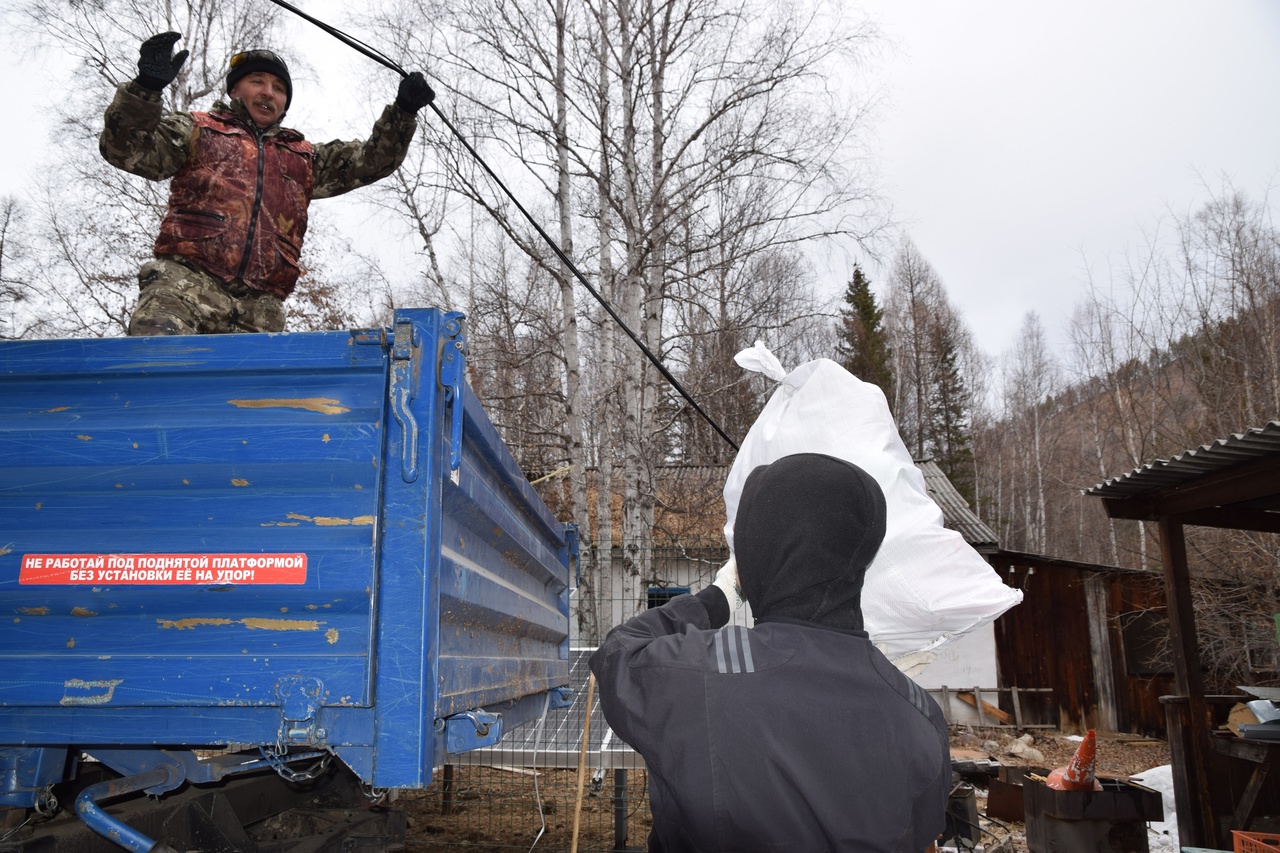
[101,32,436,336]
[590,452,951,852]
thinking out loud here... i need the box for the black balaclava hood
[733,452,886,633]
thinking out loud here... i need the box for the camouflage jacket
[100,81,417,295]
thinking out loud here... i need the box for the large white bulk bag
[724,344,1022,661]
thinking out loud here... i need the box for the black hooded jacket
[589,454,951,852]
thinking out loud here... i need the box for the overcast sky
[4,1,1279,362]
[855,0,1280,359]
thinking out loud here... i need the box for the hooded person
[101,32,437,336]
[590,452,951,853]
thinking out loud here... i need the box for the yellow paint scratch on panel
[283,513,373,527]
[157,617,234,630]
[77,435,92,441]
[227,398,350,415]
[19,607,48,616]
[325,628,339,644]
[43,406,71,413]
[231,479,250,487]
[0,545,9,556]
[242,618,320,631]
[322,433,331,443]
[70,607,97,618]
[67,637,74,648]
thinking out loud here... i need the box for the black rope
[265,0,408,77]
[262,0,739,452]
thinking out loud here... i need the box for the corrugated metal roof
[1085,421,1280,499]
[916,459,1000,550]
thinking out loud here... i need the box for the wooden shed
[1085,421,1280,849]
[987,550,1173,736]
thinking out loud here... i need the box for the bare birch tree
[883,236,978,484]
[995,312,1060,553]
[0,196,37,340]
[373,0,886,623]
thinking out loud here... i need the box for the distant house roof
[592,460,1004,550]
[915,459,1000,553]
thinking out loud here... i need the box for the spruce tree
[926,320,976,504]
[837,264,894,401]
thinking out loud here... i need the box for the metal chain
[358,780,394,806]
[259,746,332,783]
[0,786,57,848]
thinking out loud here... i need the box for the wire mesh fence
[402,538,728,851]
[403,752,652,852]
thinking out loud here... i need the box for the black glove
[135,32,189,92]
[395,71,435,114]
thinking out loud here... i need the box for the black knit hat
[226,49,293,112]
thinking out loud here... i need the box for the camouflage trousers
[127,257,286,336]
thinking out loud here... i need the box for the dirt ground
[397,727,1173,852]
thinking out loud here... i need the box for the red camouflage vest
[154,110,314,299]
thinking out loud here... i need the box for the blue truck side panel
[0,309,571,792]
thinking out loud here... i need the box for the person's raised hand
[712,555,745,613]
[136,32,189,92]
[395,71,435,113]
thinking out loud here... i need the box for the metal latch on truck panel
[390,318,421,483]
[276,676,325,747]
[439,312,468,483]
[548,686,574,710]
[442,709,501,754]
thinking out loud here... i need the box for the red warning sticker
[19,553,307,585]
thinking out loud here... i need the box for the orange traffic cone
[1044,729,1103,791]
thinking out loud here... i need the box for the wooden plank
[958,690,1012,724]
[1159,519,1218,847]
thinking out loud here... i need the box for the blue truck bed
[0,309,573,846]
